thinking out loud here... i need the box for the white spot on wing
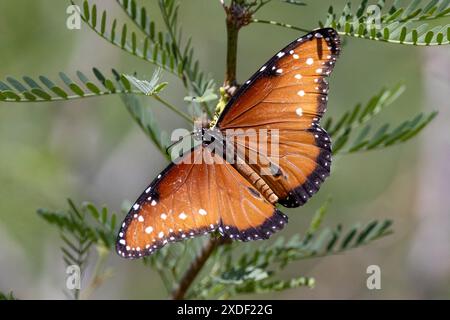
[198,209,207,216]
[296,107,303,116]
[179,212,187,220]
[145,226,153,234]
[133,204,139,210]
[294,74,302,80]
[306,58,314,65]
[297,90,305,97]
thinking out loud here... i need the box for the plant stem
[157,0,213,119]
[225,18,239,87]
[170,0,247,300]
[171,237,226,300]
[81,245,111,300]
[153,94,193,124]
[251,18,310,33]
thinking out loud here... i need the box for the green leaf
[0,69,153,102]
[83,0,90,21]
[36,198,119,299]
[59,72,85,96]
[123,68,167,96]
[341,227,358,249]
[318,1,450,45]
[191,216,394,299]
[184,88,218,103]
[91,4,97,28]
[326,84,435,155]
[37,199,118,288]
[337,111,437,154]
[95,0,214,114]
[77,71,101,94]
[116,76,170,158]
[305,198,331,237]
[6,77,36,101]
[0,291,17,300]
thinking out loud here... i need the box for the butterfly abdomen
[234,161,279,204]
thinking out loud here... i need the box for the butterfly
[116,28,341,258]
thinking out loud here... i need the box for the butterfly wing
[116,146,287,258]
[217,28,340,207]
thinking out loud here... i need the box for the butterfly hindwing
[116,146,287,259]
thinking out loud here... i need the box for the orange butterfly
[116,28,341,258]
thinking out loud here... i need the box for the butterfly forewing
[217,28,340,207]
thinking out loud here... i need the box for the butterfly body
[116,28,341,259]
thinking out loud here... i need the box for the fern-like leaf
[333,111,437,154]
[75,0,183,77]
[0,291,17,300]
[320,0,450,45]
[188,200,393,299]
[38,200,118,251]
[38,200,117,299]
[325,84,406,137]
[252,0,450,45]
[111,69,173,156]
[0,68,141,102]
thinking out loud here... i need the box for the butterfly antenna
[165,132,195,155]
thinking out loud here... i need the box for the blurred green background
[0,0,449,299]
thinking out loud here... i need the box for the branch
[225,15,240,87]
[251,18,310,33]
[171,237,228,300]
[222,0,257,87]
